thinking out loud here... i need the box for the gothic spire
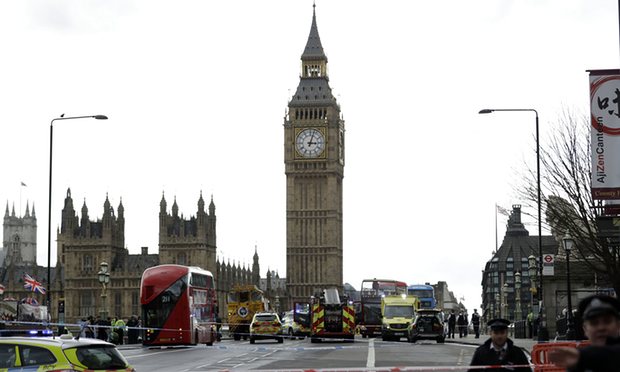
[198,191,205,212]
[31,202,35,217]
[81,198,88,216]
[4,202,9,217]
[301,3,327,62]
[209,194,215,215]
[118,197,124,217]
[160,192,166,212]
[172,196,179,216]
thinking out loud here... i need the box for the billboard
[590,69,620,200]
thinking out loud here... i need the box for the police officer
[549,294,620,371]
[470,318,531,371]
[471,309,481,338]
[578,294,620,346]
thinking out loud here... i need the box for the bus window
[239,292,250,303]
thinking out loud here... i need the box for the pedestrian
[96,316,108,341]
[137,316,143,343]
[464,312,469,336]
[470,318,531,371]
[457,311,466,338]
[526,311,533,338]
[127,315,139,344]
[471,309,481,338]
[85,316,95,338]
[78,318,87,338]
[447,310,456,339]
[114,316,126,345]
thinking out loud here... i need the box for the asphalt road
[120,336,481,371]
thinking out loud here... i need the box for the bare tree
[517,109,620,295]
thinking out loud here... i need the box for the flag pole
[495,204,498,253]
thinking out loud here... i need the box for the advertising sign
[590,70,620,199]
[542,254,554,276]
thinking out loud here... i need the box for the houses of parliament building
[0,189,273,324]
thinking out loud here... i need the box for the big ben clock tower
[284,4,345,305]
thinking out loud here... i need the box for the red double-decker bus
[141,264,218,346]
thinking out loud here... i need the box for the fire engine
[294,288,355,343]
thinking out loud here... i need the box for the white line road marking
[366,338,375,368]
[458,348,465,365]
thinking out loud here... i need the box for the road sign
[542,254,554,276]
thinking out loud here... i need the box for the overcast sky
[0,0,618,311]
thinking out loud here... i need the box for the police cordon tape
[0,321,573,367]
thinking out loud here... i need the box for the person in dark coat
[457,312,467,338]
[470,318,531,371]
[447,311,456,339]
[126,315,139,344]
[471,309,481,338]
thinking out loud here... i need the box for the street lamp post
[98,261,110,320]
[503,282,509,320]
[563,234,576,340]
[47,115,108,317]
[495,292,501,318]
[515,271,522,321]
[528,255,538,338]
[479,108,549,341]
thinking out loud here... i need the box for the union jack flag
[23,273,46,295]
[21,297,38,305]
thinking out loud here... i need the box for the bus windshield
[363,303,382,323]
[143,275,187,329]
[408,289,434,298]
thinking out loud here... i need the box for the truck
[381,294,418,341]
[226,285,268,341]
[294,288,355,343]
[0,300,52,337]
[358,279,407,338]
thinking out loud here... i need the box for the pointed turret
[4,202,9,217]
[31,202,35,217]
[118,198,124,218]
[81,199,88,217]
[11,203,15,217]
[198,191,205,212]
[301,3,327,62]
[208,195,215,215]
[103,193,111,214]
[160,192,167,213]
[172,197,179,216]
[290,4,336,107]
[24,201,30,218]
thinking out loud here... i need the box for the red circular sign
[591,75,620,135]
[544,255,553,263]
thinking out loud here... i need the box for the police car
[249,312,284,344]
[0,335,134,371]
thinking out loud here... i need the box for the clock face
[295,128,325,158]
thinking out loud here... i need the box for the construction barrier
[530,340,590,372]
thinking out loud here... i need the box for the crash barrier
[530,340,590,372]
